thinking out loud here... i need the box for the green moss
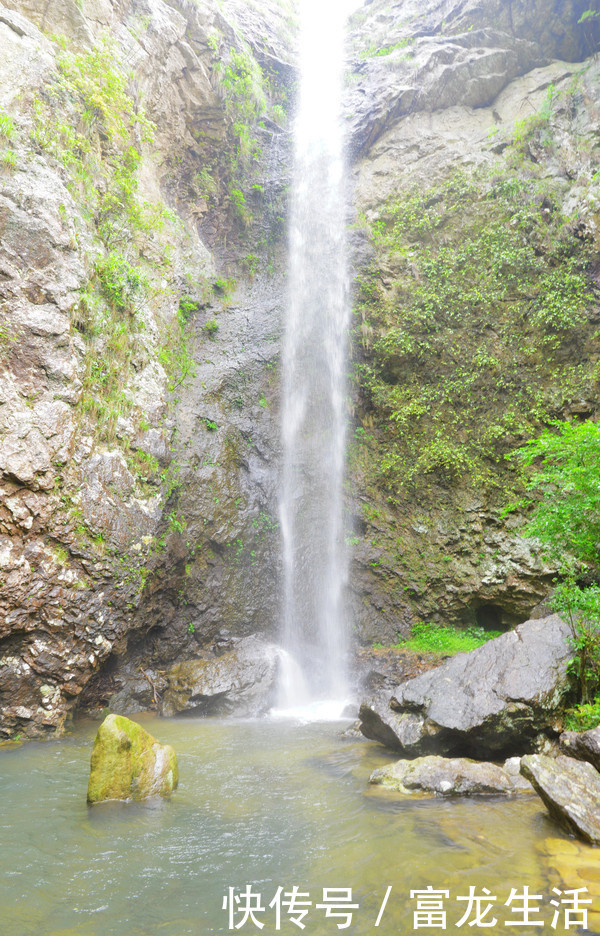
[360,37,415,59]
[87,714,178,803]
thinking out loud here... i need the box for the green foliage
[30,36,188,447]
[552,581,600,702]
[213,276,236,302]
[354,162,595,495]
[31,40,166,249]
[1,150,17,170]
[564,696,600,731]
[360,37,414,59]
[96,252,147,310]
[515,421,600,566]
[403,622,502,654]
[168,512,186,534]
[55,42,154,144]
[0,110,17,170]
[204,318,219,338]
[508,85,555,158]
[220,46,266,142]
[515,420,600,701]
[158,306,197,392]
[209,38,288,236]
[193,168,218,201]
[0,112,15,140]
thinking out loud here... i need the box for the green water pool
[0,715,596,935]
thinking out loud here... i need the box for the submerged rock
[559,726,600,772]
[370,755,532,797]
[160,635,279,717]
[520,754,600,845]
[536,836,600,933]
[87,714,178,804]
[359,615,573,757]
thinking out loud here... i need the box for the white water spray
[277,0,352,713]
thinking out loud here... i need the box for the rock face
[520,754,600,845]
[370,754,532,797]
[0,0,293,738]
[159,636,279,717]
[559,726,600,772]
[345,0,596,155]
[344,0,600,644]
[359,615,574,756]
[87,714,178,804]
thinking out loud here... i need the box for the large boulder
[370,755,532,797]
[520,754,600,845]
[559,726,600,772]
[359,615,573,757]
[160,635,279,718]
[87,714,178,804]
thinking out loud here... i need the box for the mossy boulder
[87,714,178,804]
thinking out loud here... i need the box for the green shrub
[513,421,600,701]
[95,252,147,310]
[0,112,15,140]
[564,697,600,731]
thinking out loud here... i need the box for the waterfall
[278,0,351,708]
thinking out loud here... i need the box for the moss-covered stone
[87,714,178,804]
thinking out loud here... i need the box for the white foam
[269,698,351,723]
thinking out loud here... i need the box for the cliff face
[0,0,599,737]
[344,0,600,642]
[0,0,293,736]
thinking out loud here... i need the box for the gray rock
[370,754,533,796]
[160,635,279,717]
[520,754,600,845]
[109,670,167,716]
[559,726,600,772]
[345,0,592,155]
[341,720,366,740]
[359,615,574,757]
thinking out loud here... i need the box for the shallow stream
[0,716,597,935]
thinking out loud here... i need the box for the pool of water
[0,715,597,936]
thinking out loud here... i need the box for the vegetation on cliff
[347,63,600,640]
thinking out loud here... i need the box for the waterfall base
[270,699,351,723]
[271,648,351,722]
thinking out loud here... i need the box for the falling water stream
[279,0,351,709]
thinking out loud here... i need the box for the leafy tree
[516,420,600,701]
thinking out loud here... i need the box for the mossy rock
[87,714,178,804]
